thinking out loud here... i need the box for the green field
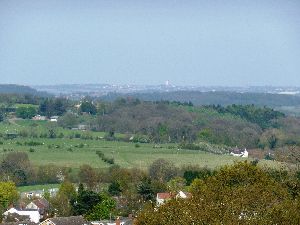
[17,183,60,192]
[0,119,275,170]
[0,137,245,170]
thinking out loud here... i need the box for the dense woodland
[2,92,300,151]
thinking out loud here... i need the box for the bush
[96,150,115,164]
[96,150,104,158]
[19,130,28,138]
[74,133,81,138]
[264,153,274,160]
[29,148,35,152]
[40,133,48,138]
[105,158,114,164]
[24,141,43,146]
[78,143,84,148]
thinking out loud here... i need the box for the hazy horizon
[1,0,300,86]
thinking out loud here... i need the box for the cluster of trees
[0,155,212,219]
[43,159,217,218]
[91,100,199,143]
[39,98,69,117]
[206,104,285,129]
[0,93,44,105]
[0,152,66,186]
[50,182,115,220]
[83,99,284,148]
[15,106,37,119]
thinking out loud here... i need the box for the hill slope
[101,91,300,107]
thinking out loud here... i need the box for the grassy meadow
[0,119,276,171]
[17,183,60,192]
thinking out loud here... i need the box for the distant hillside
[0,84,48,96]
[101,91,300,107]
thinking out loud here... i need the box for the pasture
[0,119,275,171]
[0,137,243,170]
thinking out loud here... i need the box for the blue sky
[0,0,299,86]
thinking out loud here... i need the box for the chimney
[115,216,121,225]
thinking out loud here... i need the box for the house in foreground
[156,191,191,206]
[3,208,40,223]
[26,199,49,218]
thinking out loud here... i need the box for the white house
[50,116,59,122]
[32,115,47,121]
[230,148,248,158]
[3,208,41,223]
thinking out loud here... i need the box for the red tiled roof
[157,193,171,200]
[32,200,45,209]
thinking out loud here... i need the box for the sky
[0,0,300,86]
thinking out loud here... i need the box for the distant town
[32,83,300,98]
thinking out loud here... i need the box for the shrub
[96,150,115,165]
[264,153,274,160]
[78,143,84,148]
[24,141,43,146]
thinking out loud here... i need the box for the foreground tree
[85,193,116,221]
[50,181,76,216]
[0,152,32,185]
[0,182,18,210]
[72,184,101,216]
[136,161,300,225]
